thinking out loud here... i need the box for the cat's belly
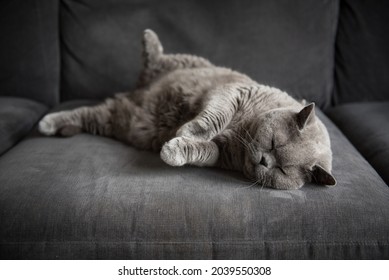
[121,67,252,150]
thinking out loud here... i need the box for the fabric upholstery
[0,0,60,106]
[0,101,388,259]
[327,102,389,185]
[60,0,339,109]
[334,0,389,104]
[0,97,47,156]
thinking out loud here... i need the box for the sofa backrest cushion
[60,0,339,109]
[334,0,389,104]
[0,0,60,107]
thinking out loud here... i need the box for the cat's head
[243,103,336,190]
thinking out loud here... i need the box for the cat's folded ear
[311,164,337,186]
[296,103,315,130]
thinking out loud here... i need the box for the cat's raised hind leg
[137,29,213,87]
[160,83,257,167]
[175,83,256,141]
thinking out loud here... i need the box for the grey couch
[1,0,388,259]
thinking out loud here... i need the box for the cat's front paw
[38,113,60,135]
[160,137,188,167]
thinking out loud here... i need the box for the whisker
[242,133,258,156]
[242,126,259,146]
[234,133,257,155]
[233,134,251,151]
[235,179,260,192]
[260,176,267,190]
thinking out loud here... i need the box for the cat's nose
[260,153,276,169]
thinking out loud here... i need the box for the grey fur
[39,29,336,190]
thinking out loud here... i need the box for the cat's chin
[242,165,255,181]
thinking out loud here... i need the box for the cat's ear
[311,165,337,186]
[296,103,315,130]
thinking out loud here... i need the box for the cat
[39,29,336,190]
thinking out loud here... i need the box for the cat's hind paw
[39,113,60,136]
[160,137,188,167]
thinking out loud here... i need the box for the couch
[1,0,388,259]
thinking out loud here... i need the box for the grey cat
[39,29,336,190]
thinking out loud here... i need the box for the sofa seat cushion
[0,97,47,156]
[0,101,388,259]
[327,102,389,185]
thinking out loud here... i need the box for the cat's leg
[137,29,213,87]
[39,99,115,137]
[39,96,158,150]
[160,136,219,167]
[161,84,255,167]
[176,83,253,141]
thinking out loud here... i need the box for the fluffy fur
[39,29,336,190]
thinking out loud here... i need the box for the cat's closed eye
[277,166,287,175]
[271,137,275,151]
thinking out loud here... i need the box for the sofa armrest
[0,97,47,155]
